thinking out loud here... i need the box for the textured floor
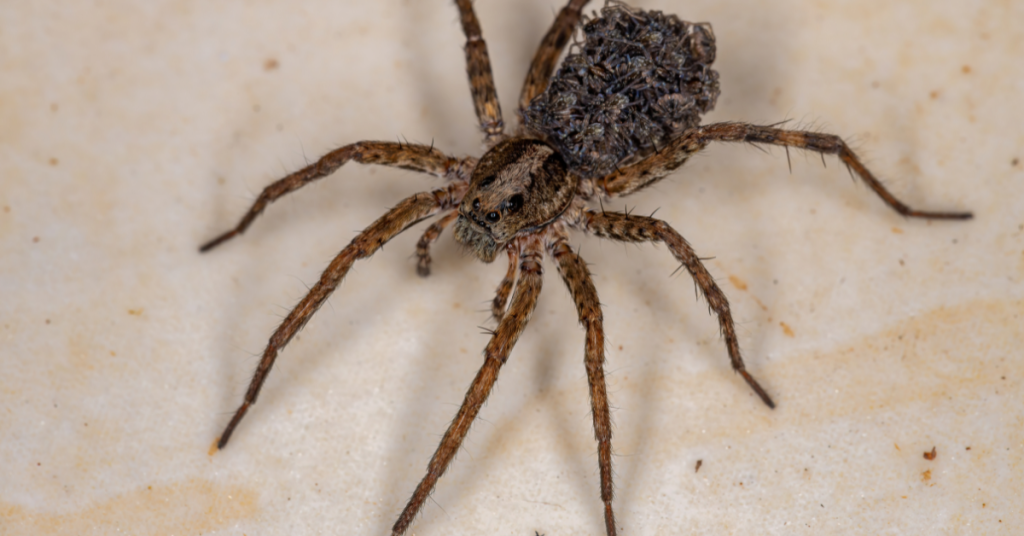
[2,1,1022,535]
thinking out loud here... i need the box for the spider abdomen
[524,2,720,178]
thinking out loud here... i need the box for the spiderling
[524,1,720,178]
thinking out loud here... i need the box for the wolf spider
[201,1,972,534]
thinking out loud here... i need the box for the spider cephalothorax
[201,1,971,535]
[454,138,575,262]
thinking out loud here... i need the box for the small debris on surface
[924,446,937,461]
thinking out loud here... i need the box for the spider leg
[491,244,519,321]
[518,0,591,113]
[415,210,460,277]
[453,0,504,144]
[392,238,544,536]
[698,122,972,219]
[599,123,973,219]
[216,182,467,450]
[200,141,467,252]
[583,209,776,409]
[550,238,617,536]
[599,128,710,197]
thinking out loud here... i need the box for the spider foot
[739,369,775,409]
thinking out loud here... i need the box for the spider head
[454,138,575,262]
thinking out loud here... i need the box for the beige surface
[2,1,1022,535]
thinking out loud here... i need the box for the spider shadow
[401,0,566,151]
[573,231,780,522]
[390,266,640,535]
[389,283,598,534]
[372,237,511,531]
[205,160,437,432]
[202,59,427,425]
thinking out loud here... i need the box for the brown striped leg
[491,244,519,321]
[697,123,972,219]
[599,128,711,197]
[392,239,544,536]
[584,210,776,409]
[415,211,460,277]
[518,0,590,112]
[199,141,465,252]
[600,123,973,219]
[550,239,617,536]
[453,0,504,143]
[216,182,467,450]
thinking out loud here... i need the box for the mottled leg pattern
[491,244,519,321]
[583,210,776,409]
[599,123,973,220]
[550,239,617,536]
[518,0,591,113]
[415,211,460,277]
[698,122,973,219]
[453,0,504,143]
[392,240,544,536]
[599,128,710,197]
[200,141,465,252]
[216,182,468,449]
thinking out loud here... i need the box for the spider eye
[485,211,500,223]
[505,194,524,214]
[478,176,495,188]
[472,199,480,210]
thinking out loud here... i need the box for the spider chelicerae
[201,1,971,534]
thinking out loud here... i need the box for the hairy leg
[392,239,544,536]
[699,123,972,218]
[453,0,504,144]
[550,238,617,536]
[491,244,519,321]
[518,0,590,113]
[583,210,775,409]
[415,210,460,277]
[599,128,708,197]
[200,141,467,251]
[599,123,972,220]
[216,182,467,449]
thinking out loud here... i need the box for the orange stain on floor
[726,273,769,311]
[767,297,1024,424]
[0,478,258,535]
[646,296,1024,442]
[728,275,748,291]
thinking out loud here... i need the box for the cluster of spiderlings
[523,1,720,179]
